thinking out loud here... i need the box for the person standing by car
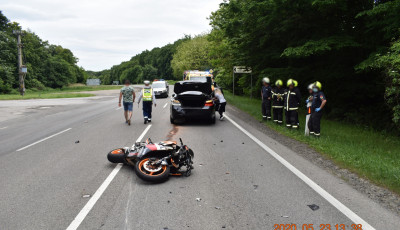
[137,80,156,124]
[119,79,136,126]
[283,79,301,129]
[214,88,227,121]
[271,79,284,124]
[261,77,272,120]
[308,81,327,137]
[305,83,314,135]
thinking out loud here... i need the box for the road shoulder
[226,104,400,216]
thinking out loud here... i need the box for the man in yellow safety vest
[137,80,157,124]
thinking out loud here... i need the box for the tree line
[90,36,190,85]
[0,11,87,94]
[166,0,400,131]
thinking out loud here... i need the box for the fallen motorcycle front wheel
[134,158,170,182]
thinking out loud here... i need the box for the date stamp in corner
[274,224,363,230]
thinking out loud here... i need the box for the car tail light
[204,100,214,106]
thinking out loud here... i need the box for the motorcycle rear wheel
[135,158,170,182]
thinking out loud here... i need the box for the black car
[170,80,216,124]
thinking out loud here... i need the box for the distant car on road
[170,79,216,124]
[152,81,169,98]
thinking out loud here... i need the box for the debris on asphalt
[307,204,320,211]
[281,215,289,218]
[222,225,226,228]
[253,185,258,189]
[199,164,203,166]
[196,198,201,202]
[226,172,230,174]
[242,142,244,144]
[215,206,221,210]
[220,140,223,142]
[167,200,170,203]
[82,194,91,198]
[260,164,263,166]
[169,191,172,194]
[75,140,80,144]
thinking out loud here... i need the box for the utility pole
[13,30,27,96]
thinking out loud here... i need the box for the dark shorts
[123,102,133,111]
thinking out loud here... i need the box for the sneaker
[125,120,128,124]
[220,116,225,121]
[128,119,131,126]
[148,118,152,123]
[144,117,148,124]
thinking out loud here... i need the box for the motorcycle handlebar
[179,138,183,146]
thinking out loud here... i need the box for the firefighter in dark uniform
[308,81,327,137]
[284,79,301,129]
[261,77,272,120]
[271,79,284,124]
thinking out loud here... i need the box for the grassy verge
[0,85,121,100]
[0,93,95,100]
[225,91,400,194]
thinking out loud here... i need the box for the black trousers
[285,110,298,127]
[217,102,226,117]
[273,107,283,123]
[262,100,271,118]
[308,111,323,134]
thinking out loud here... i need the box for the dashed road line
[163,102,168,108]
[115,107,122,110]
[225,114,375,230]
[0,126,7,130]
[66,125,152,230]
[16,128,72,152]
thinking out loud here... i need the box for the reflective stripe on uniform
[272,106,284,108]
[142,88,153,101]
[289,107,298,110]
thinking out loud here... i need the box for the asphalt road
[0,87,399,230]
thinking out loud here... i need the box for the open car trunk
[174,81,212,107]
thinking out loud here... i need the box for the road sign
[233,66,252,74]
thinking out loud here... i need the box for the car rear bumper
[171,105,215,119]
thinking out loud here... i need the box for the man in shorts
[119,79,136,125]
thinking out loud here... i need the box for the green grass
[0,92,95,100]
[225,91,400,194]
[0,85,121,100]
[59,85,122,92]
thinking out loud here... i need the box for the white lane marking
[66,125,152,230]
[132,124,152,147]
[163,102,168,108]
[0,126,7,130]
[16,128,72,152]
[225,115,375,230]
[115,107,122,110]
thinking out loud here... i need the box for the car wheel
[170,116,175,124]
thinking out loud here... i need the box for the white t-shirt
[215,93,226,103]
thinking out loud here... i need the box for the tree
[171,35,212,79]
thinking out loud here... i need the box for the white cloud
[0,0,222,70]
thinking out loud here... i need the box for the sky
[0,0,222,71]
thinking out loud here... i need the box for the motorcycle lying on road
[107,138,194,182]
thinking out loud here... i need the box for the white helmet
[308,83,314,90]
[262,77,270,84]
[144,80,150,85]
